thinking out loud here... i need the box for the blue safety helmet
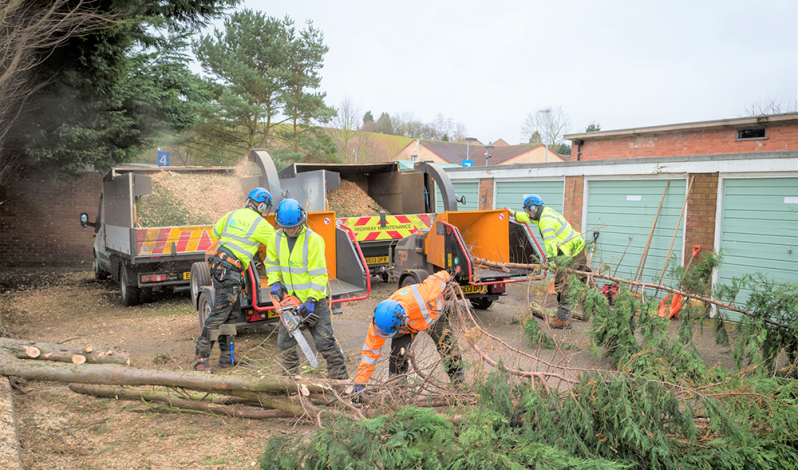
[247,187,272,215]
[275,199,306,228]
[374,299,405,335]
[523,194,544,209]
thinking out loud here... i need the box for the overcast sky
[236,0,797,144]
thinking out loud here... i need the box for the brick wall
[0,171,102,267]
[684,173,718,262]
[562,176,584,228]
[478,178,494,210]
[580,122,798,160]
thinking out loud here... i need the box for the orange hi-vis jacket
[355,270,450,384]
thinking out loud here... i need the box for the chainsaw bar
[270,294,319,368]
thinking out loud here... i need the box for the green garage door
[435,181,479,212]
[494,180,565,214]
[717,177,798,321]
[586,179,687,292]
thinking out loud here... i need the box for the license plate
[365,256,389,265]
[267,310,279,319]
[461,284,487,295]
[183,272,191,280]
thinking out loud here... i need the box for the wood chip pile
[327,180,387,217]
[135,171,246,227]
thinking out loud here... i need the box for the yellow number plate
[183,272,191,280]
[365,256,389,265]
[461,284,488,295]
[267,310,279,319]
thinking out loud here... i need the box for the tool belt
[210,248,244,272]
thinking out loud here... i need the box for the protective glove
[300,298,319,327]
[348,384,365,403]
[270,282,286,300]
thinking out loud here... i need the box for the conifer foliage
[260,253,798,469]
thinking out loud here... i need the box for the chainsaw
[269,293,319,368]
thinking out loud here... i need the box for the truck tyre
[398,269,429,289]
[120,265,140,307]
[197,291,212,330]
[190,262,212,306]
[93,251,109,281]
[138,287,154,304]
[400,276,416,289]
[469,298,493,310]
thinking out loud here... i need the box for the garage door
[435,181,479,212]
[717,177,798,321]
[494,180,565,214]
[586,179,687,291]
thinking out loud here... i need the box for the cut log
[0,376,23,470]
[69,384,295,419]
[0,349,344,396]
[0,338,131,366]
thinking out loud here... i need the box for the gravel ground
[0,268,737,469]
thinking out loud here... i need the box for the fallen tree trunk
[0,338,131,366]
[471,257,783,328]
[69,384,295,419]
[0,350,342,396]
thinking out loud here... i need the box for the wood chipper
[189,149,371,333]
[275,161,465,281]
[392,208,547,309]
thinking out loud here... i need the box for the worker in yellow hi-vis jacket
[264,199,348,380]
[194,187,275,372]
[506,194,587,329]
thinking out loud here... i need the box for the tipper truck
[276,161,464,280]
[80,166,233,306]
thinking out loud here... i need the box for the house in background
[392,139,565,166]
[564,112,798,161]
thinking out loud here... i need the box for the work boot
[218,355,250,368]
[193,355,213,373]
[547,317,572,330]
[448,367,466,386]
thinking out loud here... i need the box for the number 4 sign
[157,151,170,167]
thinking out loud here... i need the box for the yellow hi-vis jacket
[513,206,584,259]
[211,208,275,270]
[355,271,450,384]
[264,226,328,303]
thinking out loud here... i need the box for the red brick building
[564,113,798,161]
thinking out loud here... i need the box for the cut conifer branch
[68,384,295,419]
[471,257,783,328]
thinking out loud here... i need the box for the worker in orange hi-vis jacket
[352,270,464,393]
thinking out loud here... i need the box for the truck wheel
[398,269,429,289]
[197,292,212,330]
[190,262,212,306]
[138,287,153,304]
[399,275,416,289]
[120,265,140,307]
[469,298,493,310]
[93,251,109,281]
